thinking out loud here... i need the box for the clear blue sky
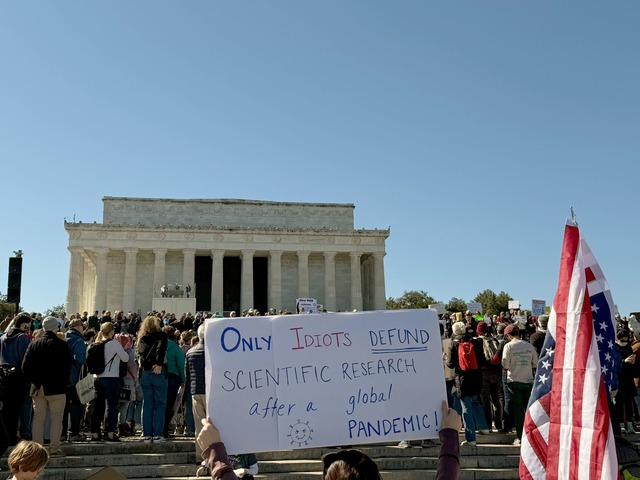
[1,2,638,315]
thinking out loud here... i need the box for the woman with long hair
[91,321,128,442]
[135,315,168,443]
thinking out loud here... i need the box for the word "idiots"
[369,328,430,346]
[290,327,352,350]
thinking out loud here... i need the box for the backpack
[86,339,111,374]
[482,336,501,364]
[458,339,479,371]
[621,466,640,480]
[617,436,640,479]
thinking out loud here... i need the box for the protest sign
[205,310,445,453]
[513,315,528,329]
[466,302,482,314]
[508,300,520,310]
[429,303,446,315]
[296,298,317,313]
[531,300,546,316]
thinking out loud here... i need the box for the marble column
[65,247,84,316]
[94,247,109,312]
[85,257,96,313]
[183,249,196,292]
[241,249,255,310]
[123,248,138,313]
[211,250,224,314]
[297,251,310,299]
[153,248,167,297]
[77,253,89,313]
[323,252,337,312]
[349,252,363,311]
[269,251,282,312]
[372,252,386,310]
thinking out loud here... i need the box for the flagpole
[569,207,578,227]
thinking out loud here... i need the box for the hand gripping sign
[205,309,446,453]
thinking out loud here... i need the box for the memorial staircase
[1,432,531,480]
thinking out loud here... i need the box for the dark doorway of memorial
[194,256,212,312]
[222,256,268,315]
[223,257,241,313]
[253,257,268,315]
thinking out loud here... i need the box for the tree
[494,291,514,314]
[471,289,514,316]
[0,301,17,322]
[446,297,467,313]
[473,289,496,316]
[386,290,436,310]
[44,304,66,317]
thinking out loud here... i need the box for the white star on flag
[538,373,549,384]
[542,360,551,370]
[592,303,600,313]
[600,321,608,331]
[596,333,604,343]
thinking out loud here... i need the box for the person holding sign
[196,401,461,480]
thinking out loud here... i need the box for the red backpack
[458,339,479,371]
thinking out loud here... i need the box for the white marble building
[64,197,389,316]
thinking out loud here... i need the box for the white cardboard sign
[466,302,482,314]
[296,298,317,314]
[429,303,446,315]
[205,310,446,453]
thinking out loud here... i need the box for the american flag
[519,223,618,479]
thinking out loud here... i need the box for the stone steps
[18,431,636,480]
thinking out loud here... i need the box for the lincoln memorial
[64,197,390,315]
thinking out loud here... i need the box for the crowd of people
[0,309,205,461]
[435,308,640,449]
[0,307,464,479]
[2,305,637,479]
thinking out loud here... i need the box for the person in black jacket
[135,315,168,443]
[446,321,489,446]
[0,313,32,446]
[186,324,206,465]
[22,317,71,457]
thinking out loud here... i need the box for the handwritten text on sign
[205,310,446,453]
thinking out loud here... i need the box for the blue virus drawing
[287,419,313,447]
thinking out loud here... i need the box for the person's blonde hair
[96,321,115,343]
[8,440,49,474]
[179,330,193,346]
[137,315,162,339]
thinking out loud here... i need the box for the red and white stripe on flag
[519,223,617,480]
